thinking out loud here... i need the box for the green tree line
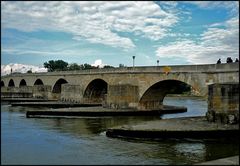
[43,60,114,72]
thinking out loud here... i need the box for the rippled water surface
[1,97,239,165]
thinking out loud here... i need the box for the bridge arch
[52,78,68,93]
[1,81,5,87]
[19,79,27,87]
[83,78,108,104]
[8,79,15,87]
[34,79,44,85]
[139,79,191,110]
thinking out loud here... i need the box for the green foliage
[103,65,114,68]
[43,60,115,72]
[44,60,68,72]
[83,63,93,69]
[68,63,82,71]
[27,70,32,73]
[119,64,125,67]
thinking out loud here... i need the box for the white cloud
[91,59,105,68]
[1,63,47,76]
[156,16,239,64]
[1,1,179,50]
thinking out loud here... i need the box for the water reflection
[4,105,161,136]
[162,97,207,119]
[1,97,239,165]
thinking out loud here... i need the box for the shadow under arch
[19,79,27,87]
[8,79,15,87]
[83,79,108,104]
[139,79,191,110]
[52,78,68,93]
[1,81,5,87]
[34,79,44,85]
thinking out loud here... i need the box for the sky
[1,1,239,75]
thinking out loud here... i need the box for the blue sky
[1,1,239,75]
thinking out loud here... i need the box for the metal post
[132,56,135,68]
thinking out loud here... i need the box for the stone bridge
[1,63,239,110]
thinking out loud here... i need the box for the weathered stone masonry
[206,83,239,124]
[1,63,239,110]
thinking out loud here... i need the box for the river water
[1,97,239,165]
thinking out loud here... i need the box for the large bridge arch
[52,78,68,93]
[138,79,192,110]
[34,79,44,85]
[1,81,5,87]
[19,79,27,87]
[8,79,15,87]
[83,78,108,104]
[138,73,203,100]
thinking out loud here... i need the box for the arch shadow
[8,79,15,87]
[52,78,68,93]
[34,79,44,85]
[83,79,108,104]
[19,79,27,87]
[1,81,5,87]
[139,79,191,110]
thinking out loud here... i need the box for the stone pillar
[206,83,239,124]
[61,84,83,103]
[33,85,52,99]
[106,84,139,109]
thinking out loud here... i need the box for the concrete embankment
[11,101,102,108]
[1,98,57,104]
[26,109,160,118]
[25,105,186,118]
[195,155,239,165]
[106,116,239,140]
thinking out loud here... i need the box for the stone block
[106,84,139,109]
[207,83,239,124]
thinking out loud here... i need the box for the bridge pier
[32,85,52,99]
[106,84,139,109]
[61,84,83,103]
[206,83,239,124]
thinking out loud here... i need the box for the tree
[44,60,68,72]
[27,70,32,73]
[119,64,125,68]
[82,63,98,70]
[83,63,92,70]
[103,65,114,68]
[44,60,55,72]
[68,63,81,71]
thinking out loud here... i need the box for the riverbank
[106,116,239,140]
[195,155,239,165]
[165,95,206,100]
